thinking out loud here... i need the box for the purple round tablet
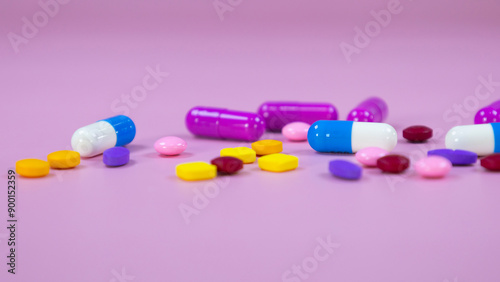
[427,149,477,166]
[329,160,362,180]
[103,147,130,167]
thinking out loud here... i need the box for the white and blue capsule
[71,115,136,157]
[308,120,397,153]
[445,122,500,156]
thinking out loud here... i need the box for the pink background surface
[1,0,500,281]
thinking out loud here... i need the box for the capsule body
[186,107,265,141]
[71,115,136,157]
[445,123,500,155]
[346,97,388,122]
[257,101,338,131]
[308,120,397,153]
[474,100,500,124]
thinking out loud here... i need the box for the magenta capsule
[346,97,388,122]
[185,107,265,141]
[257,101,338,131]
[475,100,500,124]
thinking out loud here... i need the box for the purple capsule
[427,149,477,166]
[346,97,388,122]
[257,101,338,131]
[103,147,130,167]
[329,160,362,180]
[186,107,265,141]
[475,100,500,124]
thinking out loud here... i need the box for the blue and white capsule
[308,120,397,153]
[445,123,500,156]
[71,115,136,157]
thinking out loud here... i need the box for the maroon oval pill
[403,125,433,142]
[377,155,410,173]
[481,154,500,171]
[211,156,244,174]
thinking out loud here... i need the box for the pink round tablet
[415,156,452,178]
[282,122,310,141]
[355,147,389,167]
[154,136,187,156]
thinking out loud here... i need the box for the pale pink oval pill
[282,122,310,141]
[154,136,187,156]
[355,147,389,167]
[415,156,452,178]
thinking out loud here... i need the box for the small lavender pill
[427,149,477,165]
[103,147,130,167]
[329,160,362,180]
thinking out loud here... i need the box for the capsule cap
[307,120,353,153]
[346,97,388,122]
[185,107,265,141]
[258,101,338,131]
[100,115,136,146]
[492,122,500,153]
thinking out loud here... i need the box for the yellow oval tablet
[176,161,217,181]
[220,147,256,164]
[258,153,298,172]
[47,150,81,169]
[251,139,283,155]
[15,159,50,178]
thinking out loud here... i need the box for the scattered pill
[282,122,310,141]
[15,159,50,178]
[445,123,500,155]
[346,97,388,122]
[308,120,397,153]
[211,156,243,174]
[258,153,298,172]
[186,107,265,141]
[329,160,362,180]
[403,125,433,142]
[47,150,80,169]
[377,155,410,173]
[355,147,389,167]
[220,147,256,164]
[103,147,130,167]
[427,149,477,165]
[480,154,500,171]
[257,101,338,131]
[475,100,500,124]
[154,136,187,156]
[71,115,136,157]
[251,139,283,155]
[176,162,217,181]
[415,156,452,178]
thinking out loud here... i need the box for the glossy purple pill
[257,101,338,131]
[329,160,362,180]
[185,107,265,141]
[346,97,388,122]
[427,149,477,166]
[103,147,130,167]
[475,100,500,124]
